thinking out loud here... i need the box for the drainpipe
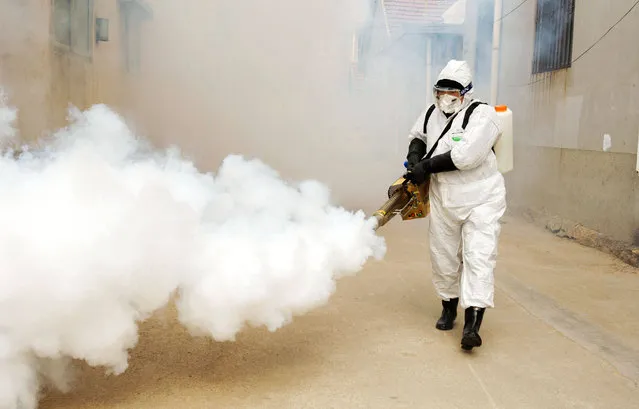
[426,36,432,104]
[490,0,502,105]
[351,31,359,68]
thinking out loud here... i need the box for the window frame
[119,0,152,74]
[531,0,576,75]
[50,0,95,58]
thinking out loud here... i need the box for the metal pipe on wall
[490,0,502,105]
[426,36,432,104]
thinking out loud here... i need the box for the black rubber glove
[405,151,458,185]
[405,165,429,185]
[406,138,426,172]
[424,150,458,173]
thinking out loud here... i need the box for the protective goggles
[433,82,473,96]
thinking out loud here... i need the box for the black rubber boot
[435,298,459,330]
[461,307,485,351]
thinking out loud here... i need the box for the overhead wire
[513,0,639,87]
[360,0,639,88]
[496,0,531,22]
[571,0,639,64]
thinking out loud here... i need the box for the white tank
[493,105,513,174]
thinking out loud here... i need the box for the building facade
[497,0,639,243]
[0,0,152,141]
[351,0,639,244]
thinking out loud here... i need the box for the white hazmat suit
[405,60,506,349]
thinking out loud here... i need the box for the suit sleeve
[406,107,430,163]
[407,107,429,144]
[450,106,502,170]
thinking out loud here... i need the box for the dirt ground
[39,215,639,409]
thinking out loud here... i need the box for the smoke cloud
[0,0,523,407]
[121,0,415,212]
[0,89,18,145]
[0,92,386,409]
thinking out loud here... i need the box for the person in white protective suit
[403,59,506,351]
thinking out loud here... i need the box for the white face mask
[437,94,461,114]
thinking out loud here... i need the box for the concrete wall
[0,0,139,141]
[498,0,639,243]
[0,0,55,140]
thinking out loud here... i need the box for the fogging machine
[372,161,430,230]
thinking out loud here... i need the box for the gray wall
[498,0,639,242]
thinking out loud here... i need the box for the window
[51,0,95,57]
[52,0,72,46]
[532,0,576,74]
[119,0,152,73]
[121,11,141,72]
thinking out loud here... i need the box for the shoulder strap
[462,101,496,153]
[424,107,464,160]
[462,101,486,129]
[422,104,436,134]
[424,101,494,160]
